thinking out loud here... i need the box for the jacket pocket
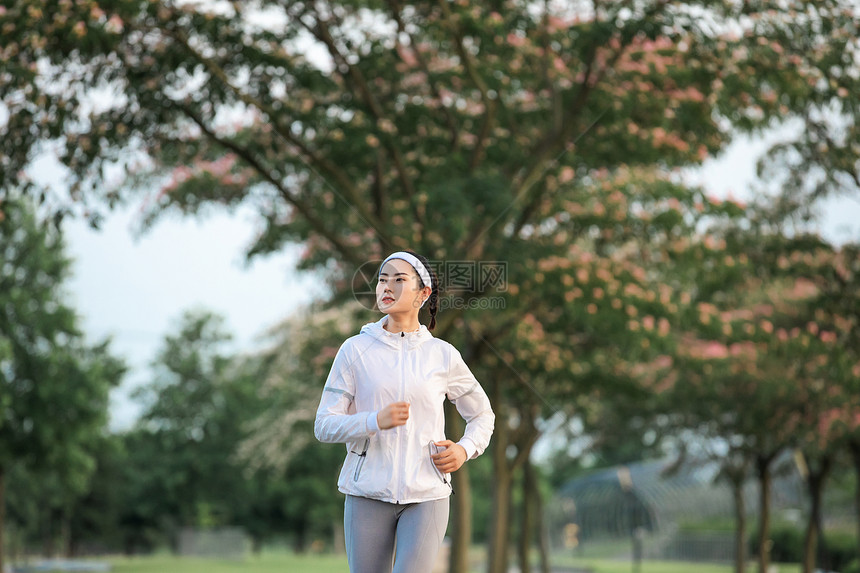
[427,441,453,492]
[351,438,370,481]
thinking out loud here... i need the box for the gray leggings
[344,495,449,573]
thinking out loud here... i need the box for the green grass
[105,552,349,573]
[19,552,802,573]
[557,559,801,573]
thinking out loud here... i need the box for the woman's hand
[377,402,410,430]
[432,440,468,473]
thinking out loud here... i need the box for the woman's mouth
[380,296,395,305]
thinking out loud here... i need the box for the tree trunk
[486,385,511,573]
[42,508,57,558]
[447,402,472,573]
[333,517,345,554]
[801,453,832,573]
[518,461,536,573]
[529,459,550,573]
[0,466,5,573]
[538,508,550,573]
[61,510,72,558]
[730,472,747,573]
[850,440,860,563]
[756,455,773,573]
[486,450,512,573]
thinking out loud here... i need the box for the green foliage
[8,0,858,251]
[234,303,369,549]
[747,522,857,572]
[821,529,858,573]
[0,196,125,562]
[5,1,860,568]
[111,307,355,553]
[748,521,804,564]
[117,310,277,548]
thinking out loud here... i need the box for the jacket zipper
[351,438,369,481]
[395,332,407,503]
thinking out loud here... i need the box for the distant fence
[651,530,736,562]
[177,527,249,560]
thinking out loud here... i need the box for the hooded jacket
[314,316,495,504]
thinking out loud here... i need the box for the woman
[314,250,495,573]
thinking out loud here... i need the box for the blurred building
[548,456,810,562]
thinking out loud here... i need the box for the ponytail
[406,250,439,331]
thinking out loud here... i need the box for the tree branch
[385,0,461,149]
[176,102,367,267]
[296,6,427,229]
[509,0,672,239]
[166,27,390,244]
[436,0,499,171]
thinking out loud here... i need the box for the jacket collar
[359,316,433,348]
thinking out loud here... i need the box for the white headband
[380,251,433,290]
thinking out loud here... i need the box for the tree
[236,302,368,551]
[0,195,125,570]
[123,309,282,550]
[658,226,860,573]
[782,242,860,572]
[7,1,860,570]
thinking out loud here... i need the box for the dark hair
[405,250,439,331]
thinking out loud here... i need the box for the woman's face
[376,258,429,314]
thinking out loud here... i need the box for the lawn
[558,559,801,573]
[27,552,801,573]
[105,552,349,573]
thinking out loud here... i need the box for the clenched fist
[431,440,467,473]
[377,402,410,430]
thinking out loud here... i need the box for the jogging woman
[314,250,495,573]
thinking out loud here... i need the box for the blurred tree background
[2,1,860,573]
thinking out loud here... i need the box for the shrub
[748,522,858,571]
[748,522,803,564]
[820,529,856,572]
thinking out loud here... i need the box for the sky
[55,133,860,432]
[63,205,317,430]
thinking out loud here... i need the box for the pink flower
[105,13,124,33]
[396,44,418,67]
[702,342,729,359]
[559,166,575,183]
[506,33,527,47]
[820,331,837,343]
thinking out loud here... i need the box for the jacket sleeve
[446,346,495,459]
[314,342,379,444]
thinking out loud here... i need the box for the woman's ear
[416,286,431,307]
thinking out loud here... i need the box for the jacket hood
[359,316,434,348]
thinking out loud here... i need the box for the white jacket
[314,316,495,504]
